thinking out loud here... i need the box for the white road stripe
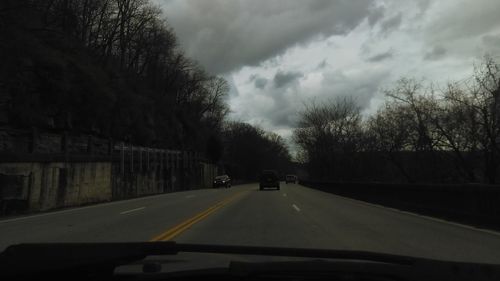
[292,204,301,212]
[0,201,145,223]
[0,190,210,224]
[120,207,145,215]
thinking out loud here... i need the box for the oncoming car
[213,175,231,188]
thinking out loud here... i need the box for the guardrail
[299,180,500,231]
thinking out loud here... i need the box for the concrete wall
[0,129,217,215]
[0,162,112,213]
[199,162,218,189]
[0,157,220,215]
[111,163,178,200]
[110,147,185,200]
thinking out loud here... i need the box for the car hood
[1,242,500,280]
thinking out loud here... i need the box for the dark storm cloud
[483,34,500,45]
[424,46,447,61]
[263,89,298,127]
[254,78,268,90]
[317,59,329,69]
[379,12,402,35]
[417,0,432,14]
[269,110,298,127]
[320,68,389,110]
[159,0,383,74]
[249,74,269,90]
[481,34,500,57]
[257,68,388,128]
[367,49,394,62]
[368,5,385,27]
[427,0,500,43]
[273,71,303,88]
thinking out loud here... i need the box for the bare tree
[293,97,363,180]
[367,103,414,181]
[384,78,438,152]
[442,57,500,183]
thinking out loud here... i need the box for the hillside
[0,0,228,151]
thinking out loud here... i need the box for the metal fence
[112,143,198,175]
[0,127,200,167]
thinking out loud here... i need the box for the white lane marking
[300,186,500,238]
[283,193,287,197]
[0,189,216,224]
[185,195,196,199]
[120,207,146,215]
[0,202,141,223]
[292,204,301,212]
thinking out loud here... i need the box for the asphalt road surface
[2,183,500,264]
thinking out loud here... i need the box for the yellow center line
[150,191,248,242]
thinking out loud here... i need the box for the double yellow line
[150,191,247,241]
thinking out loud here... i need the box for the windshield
[2,0,500,270]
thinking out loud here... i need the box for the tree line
[0,0,294,178]
[294,58,500,184]
[221,122,293,180]
[1,0,228,152]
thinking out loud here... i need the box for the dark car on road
[213,175,231,188]
[259,170,280,190]
[285,174,297,184]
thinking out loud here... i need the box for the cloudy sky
[155,0,500,145]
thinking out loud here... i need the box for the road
[2,183,500,264]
